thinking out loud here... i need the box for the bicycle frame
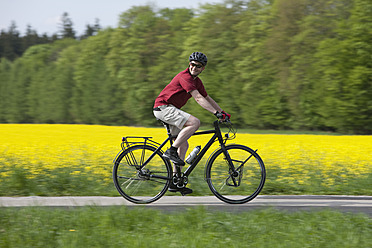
[137,120,234,179]
[113,120,266,204]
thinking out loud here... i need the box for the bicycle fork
[223,147,258,187]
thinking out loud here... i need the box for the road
[1,195,372,216]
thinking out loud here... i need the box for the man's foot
[168,183,193,195]
[163,148,185,166]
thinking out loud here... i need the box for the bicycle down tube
[183,121,235,178]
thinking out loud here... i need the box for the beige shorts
[153,105,191,135]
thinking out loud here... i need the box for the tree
[234,0,290,129]
[287,0,353,130]
[5,57,32,122]
[0,22,23,60]
[1,0,370,133]
[59,12,76,39]
[0,58,12,122]
[80,18,101,39]
[330,0,372,133]
[72,29,124,124]
[118,6,163,125]
[181,2,244,124]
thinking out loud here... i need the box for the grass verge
[1,207,371,248]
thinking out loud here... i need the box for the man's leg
[173,115,200,152]
[167,116,199,195]
[167,115,200,172]
[172,115,200,166]
[161,109,199,165]
[177,141,188,161]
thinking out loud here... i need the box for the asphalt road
[1,195,372,216]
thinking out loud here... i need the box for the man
[153,52,231,194]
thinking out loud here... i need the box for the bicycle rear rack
[121,136,161,150]
[113,136,162,164]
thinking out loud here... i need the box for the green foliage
[1,158,371,197]
[0,58,12,122]
[0,0,371,133]
[1,207,371,248]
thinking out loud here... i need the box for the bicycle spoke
[206,145,265,204]
[121,177,136,188]
[219,181,227,191]
[117,175,139,180]
[113,145,171,204]
[127,180,141,195]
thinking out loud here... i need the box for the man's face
[189,61,205,77]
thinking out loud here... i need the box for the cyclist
[153,52,231,194]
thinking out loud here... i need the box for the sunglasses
[190,62,203,68]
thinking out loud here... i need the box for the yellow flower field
[0,124,371,195]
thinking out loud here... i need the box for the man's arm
[190,90,222,114]
[205,95,223,113]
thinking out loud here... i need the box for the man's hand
[214,111,231,121]
[222,111,231,120]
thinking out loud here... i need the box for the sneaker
[163,148,185,166]
[168,183,193,195]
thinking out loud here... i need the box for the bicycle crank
[172,173,188,188]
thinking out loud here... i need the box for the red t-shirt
[154,68,208,109]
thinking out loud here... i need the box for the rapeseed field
[0,124,371,196]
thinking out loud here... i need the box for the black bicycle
[113,120,265,204]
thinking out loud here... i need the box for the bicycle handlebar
[214,119,236,140]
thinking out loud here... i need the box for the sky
[0,0,225,36]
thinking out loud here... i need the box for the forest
[0,0,371,134]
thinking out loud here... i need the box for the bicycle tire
[113,144,172,204]
[205,144,265,204]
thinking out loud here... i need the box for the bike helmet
[189,52,208,66]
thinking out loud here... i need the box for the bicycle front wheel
[113,145,172,204]
[206,144,265,204]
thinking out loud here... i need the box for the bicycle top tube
[167,120,225,137]
[192,129,216,136]
[192,120,227,136]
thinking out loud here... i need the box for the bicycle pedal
[180,190,192,196]
[168,185,193,195]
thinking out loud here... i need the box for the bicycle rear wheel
[206,144,265,204]
[113,145,172,204]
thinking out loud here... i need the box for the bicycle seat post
[164,123,172,137]
[157,119,184,179]
[157,119,171,136]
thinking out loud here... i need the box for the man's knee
[189,116,200,129]
[184,116,199,127]
[194,119,201,129]
[190,116,200,127]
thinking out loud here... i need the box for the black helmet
[189,52,208,66]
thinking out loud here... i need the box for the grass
[1,163,371,197]
[0,206,371,248]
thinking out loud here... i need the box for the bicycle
[113,120,266,204]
